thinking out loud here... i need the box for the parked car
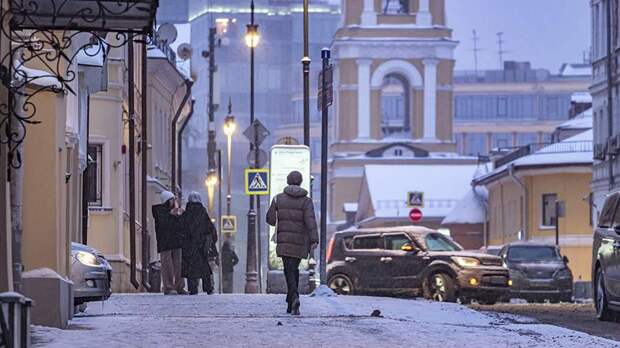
[326,226,510,304]
[479,246,502,256]
[498,242,572,303]
[70,242,112,308]
[593,192,620,321]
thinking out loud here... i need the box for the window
[394,148,403,156]
[424,233,462,252]
[382,0,408,14]
[353,235,382,250]
[465,133,486,156]
[492,133,512,149]
[384,234,411,251]
[542,193,558,227]
[517,133,538,147]
[600,194,619,228]
[86,144,103,206]
[381,73,410,137]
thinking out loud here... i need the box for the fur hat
[160,190,175,204]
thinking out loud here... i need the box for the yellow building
[474,116,593,284]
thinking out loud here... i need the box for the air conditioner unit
[608,137,618,156]
[594,143,606,161]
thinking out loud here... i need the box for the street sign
[246,149,268,168]
[268,145,311,270]
[245,168,269,195]
[318,64,333,110]
[221,215,237,234]
[407,191,424,207]
[409,208,423,223]
[243,119,270,147]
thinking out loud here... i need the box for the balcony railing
[494,141,592,168]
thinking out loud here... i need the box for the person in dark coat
[220,239,239,293]
[152,191,187,295]
[180,192,218,295]
[266,171,318,315]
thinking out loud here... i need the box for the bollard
[0,292,33,348]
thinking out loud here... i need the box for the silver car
[70,242,112,306]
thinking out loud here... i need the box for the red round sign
[409,208,423,223]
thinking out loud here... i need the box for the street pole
[319,48,330,285]
[555,200,559,246]
[245,0,259,294]
[302,0,311,146]
[217,150,223,294]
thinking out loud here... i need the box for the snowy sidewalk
[33,294,619,348]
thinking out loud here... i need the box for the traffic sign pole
[319,48,331,286]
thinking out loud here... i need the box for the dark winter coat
[221,241,239,274]
[180,202,218,279]
[266,185,319,259]
[152,204,184,253]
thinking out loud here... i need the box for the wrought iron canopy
[9,0,158,33]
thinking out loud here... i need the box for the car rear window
[507,246,559,262]
[352,235,382,250]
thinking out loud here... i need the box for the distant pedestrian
[181,192,218,295]
[152,191,187,295]
[266,171,318,315]
[220,239,239,293]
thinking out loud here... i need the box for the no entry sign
[409,208,423,223]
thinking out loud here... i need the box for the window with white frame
[542,193,558,227]
[87,144,103,206]
[382,0,409,14]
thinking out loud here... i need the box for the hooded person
[180,192,218,295]
[266,171,318,315]
[152,190,187,295]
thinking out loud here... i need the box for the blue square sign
[245,169,269,195]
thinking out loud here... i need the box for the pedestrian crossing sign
[245,168,270,195]
[221,215,237,234]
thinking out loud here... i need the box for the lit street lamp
[204,169,218,214]
[223,112,236,216]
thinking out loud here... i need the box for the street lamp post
[302,0,310,146]
[245,0,261,294]
[223,111,236,216]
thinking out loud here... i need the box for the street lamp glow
[205,171,218,188]
[223,116,237,136]
[245,24,260,48]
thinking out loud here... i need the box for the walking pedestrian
[220,239,238,293]
[266,171,318,315]
[181,192,218,295]
[152,191,187,295]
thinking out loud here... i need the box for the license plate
[529,280,552,287]
[489,276,507,285]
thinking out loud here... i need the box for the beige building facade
[329,0,460,226]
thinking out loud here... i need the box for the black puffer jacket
[266,184,319,259]
[180,202,218,279]
[152,204,184,253]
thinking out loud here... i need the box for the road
[31,294,619,348]
[470,302,620,342]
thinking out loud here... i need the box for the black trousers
[187,273,214,295]
[282,256,301,304]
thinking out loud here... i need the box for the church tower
[329,0,459,225]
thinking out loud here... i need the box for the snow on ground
[32,294,619,348]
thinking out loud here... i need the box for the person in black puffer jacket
[152,191,187,295]
[180,192,218,295]
[266,171,318,315]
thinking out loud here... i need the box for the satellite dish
[177,43,193,61]
[157,23,178,45]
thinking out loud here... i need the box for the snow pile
[22,268,64,280]
[31,294,618,348]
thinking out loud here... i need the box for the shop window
[87,144,103,206]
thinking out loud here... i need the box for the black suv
[498,242,573,303]
[326,226,509,304]
[593,192,620,321]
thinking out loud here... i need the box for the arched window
[383,0,409,14]
[381,73,410,137]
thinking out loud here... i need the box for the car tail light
[326,237,335,263]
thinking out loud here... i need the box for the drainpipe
[508,164,528,241]
[471,183,488,248]
[140,39,151,291]
[178,100,195,193]
[170,79,193,195]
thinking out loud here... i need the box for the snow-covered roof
[343,203,358,213]
[556,108,592,130]
[571,92,592,104]
[475,129,593,184]
[559,63,591,77]
[364,163,483,219]
[18,66,63,89]
[442,186,488,225]
[76,44,105,67]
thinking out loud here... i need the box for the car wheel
[429,273,456,303]
[328,274,354,295]
[595,267,615,322]
[560,293,573,303]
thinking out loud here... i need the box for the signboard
[245,169,269,195]
[407,191,424,207]
[268,145,311,270]
[243,119,270,147]
[409,208,423,223]
[221,215,237,234]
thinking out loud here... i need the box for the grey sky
[446,0,591,72]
